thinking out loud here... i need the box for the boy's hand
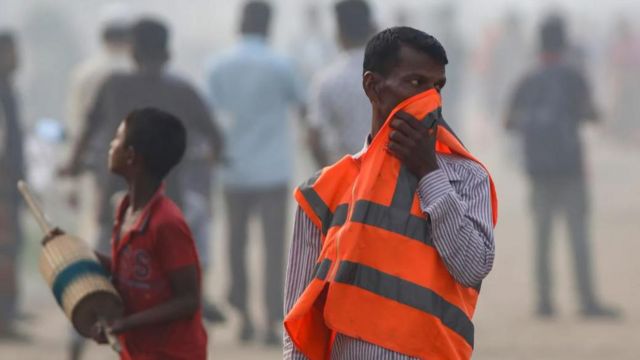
[90,318,128,343]
[90,322,109,344]
[109,318,129,335]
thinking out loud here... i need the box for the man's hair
[540,14,567,53]
[131,18,169,62]
[363,26,448,76]
[124,108,186,180]
[240,1,271,36]
[102,24,130,45]
[335,0,373,46]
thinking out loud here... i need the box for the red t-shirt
[111,186,207,360]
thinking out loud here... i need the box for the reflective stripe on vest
[285,89,498,360]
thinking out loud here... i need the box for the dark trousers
[530,175,598,309]
[224,184,287,325]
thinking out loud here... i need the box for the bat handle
[17,180,52,235]
[98,318,122,354]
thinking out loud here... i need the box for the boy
[91,107,206,359]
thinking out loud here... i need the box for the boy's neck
[128,174,162,212]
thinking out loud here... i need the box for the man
[61,17,224,333]
[206,1,306,345]
[284,27,497,359]
[308,0,375,167]
[0,31,27,341]
[506,15,619,318]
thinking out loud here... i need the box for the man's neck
[128,175,162,212]
[541,52,564,65]
[137,63,165,75]
[370,108,386,139]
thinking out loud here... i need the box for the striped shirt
[283,152,496,359]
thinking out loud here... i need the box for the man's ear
[125,146,136,166]
[363,71,382,105]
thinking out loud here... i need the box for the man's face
[366,44,446,124]
[108,121,133,176]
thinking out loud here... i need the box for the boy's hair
[124,108,186,180]
[363,26,448,76]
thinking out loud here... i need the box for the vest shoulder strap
[295,155,359,236]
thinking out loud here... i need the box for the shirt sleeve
[417,166,495,288]
[154,219,199,273]
[283,207,321,360]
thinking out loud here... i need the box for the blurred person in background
[484,12,529,124]
[67,4,133,147]
[607,18,640,142]
[307,0,375,167]
[505,15,619,318]
[22,4,81,126]
[60,19,224,358]
[206,0,306,345]
[288,3,336,87]
[0,31,27,341]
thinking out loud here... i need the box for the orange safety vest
[284,89,498,360]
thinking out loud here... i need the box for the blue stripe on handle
[51,260,109,306]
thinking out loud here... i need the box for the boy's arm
[110,265,199,334]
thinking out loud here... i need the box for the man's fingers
[394,111,420,129]
[389,130,415,147]
[390,118,422,142]
[387,141,410,159]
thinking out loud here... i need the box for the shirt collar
[241,34,267,47]
[116,183,166,234]
[352,135,372,159]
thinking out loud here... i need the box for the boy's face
[108,121,134,176]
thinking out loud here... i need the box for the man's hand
[387,111,439,178]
